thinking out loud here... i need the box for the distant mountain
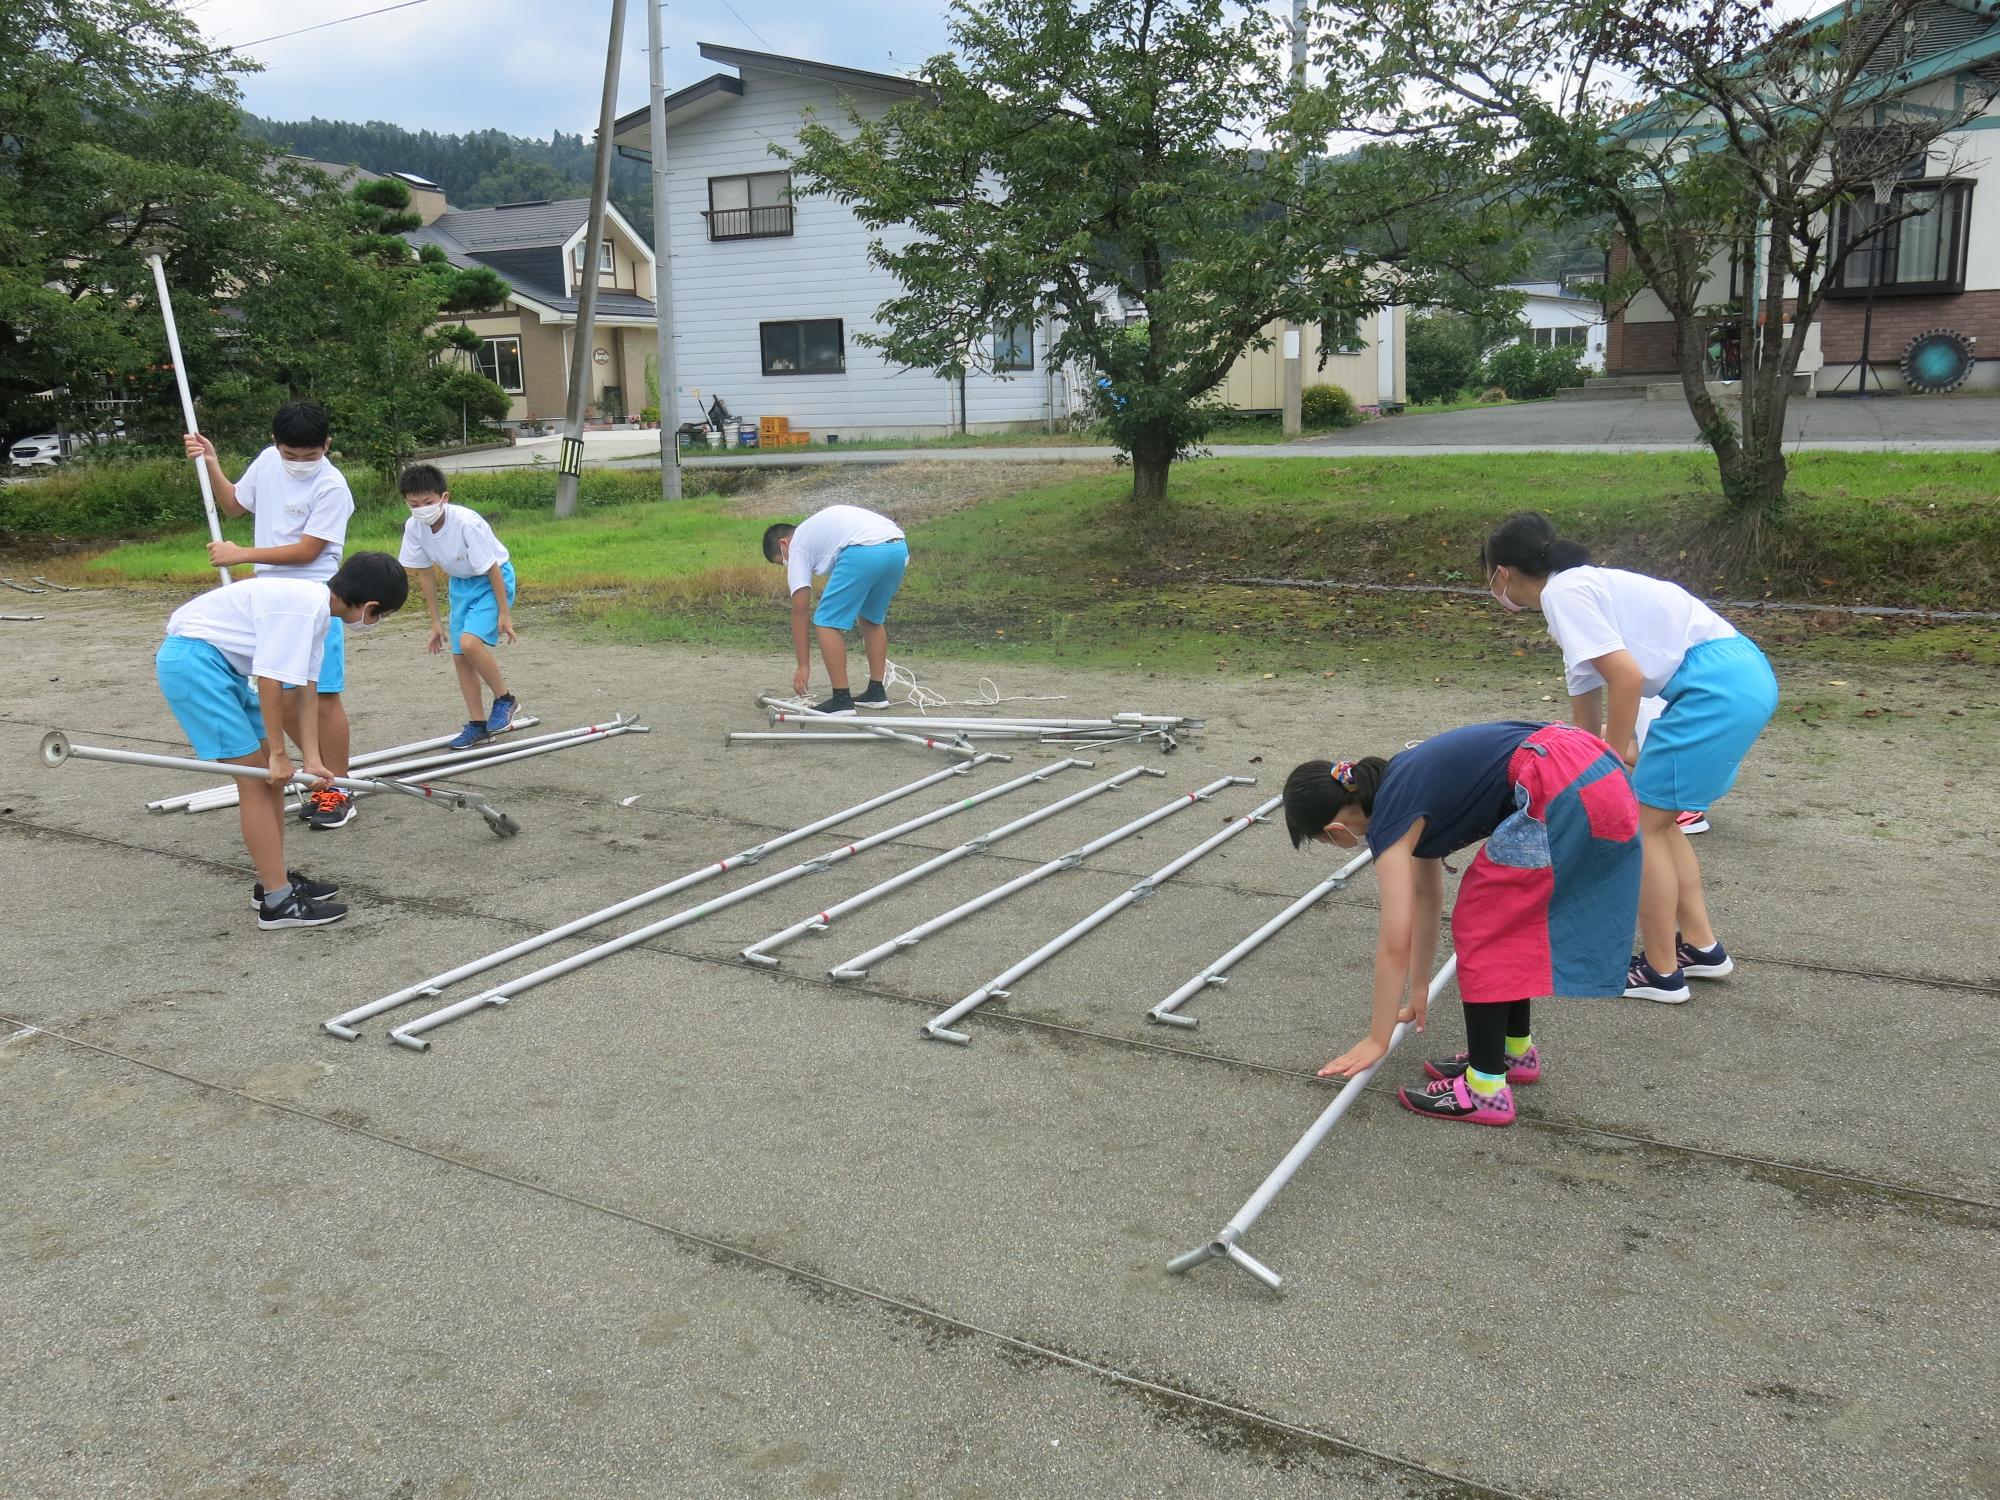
[241,113,654,240]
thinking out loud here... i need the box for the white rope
[882,660,1068,710]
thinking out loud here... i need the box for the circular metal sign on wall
[1900,328,1976,394]
[592,348,611,365]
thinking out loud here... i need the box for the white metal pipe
[829,773,1246,983]
[40,731,519,836]
[387,756,1075,1051]
[769,710,1201,732]
[757,694,989,761]
[150,715,546,811]
[1166,954,1459,1292]
[322,756,1000,1039]
[727,731,894,746]
[182,716,624,814]
[742,764,1153,968]
[1148,848,1376,1029]
[925,793,1279,1043]
[147,253,230,586]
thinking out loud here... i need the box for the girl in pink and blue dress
[1481,513,1778,1004]
[1283,721,1643,1127]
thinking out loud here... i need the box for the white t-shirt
[785,504,905,595]
[1540,566,1737,696]
[167,576,330,687]
[398,504,511,578]
[235,447,354,584]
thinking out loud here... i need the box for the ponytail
[1480,511,1591,578]
[1283,756,1388,848]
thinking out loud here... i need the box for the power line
[210,0,436,55]
[716,0,774,51]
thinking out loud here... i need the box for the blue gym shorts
[1631,635,1778,811]
[448,563,517,654]
[156,636,264,761]
[812,540,908,631]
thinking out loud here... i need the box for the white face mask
[1489,567,1524,614]
[281,456,324,480]
[409,502,446,527]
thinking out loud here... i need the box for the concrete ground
[2,593,1996,1500]
[431,393,2000,473]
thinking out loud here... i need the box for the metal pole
[168,715,561,812]
[1148,848,1375,1028]
[742,763,1144,967]
[388,756,1068,1051]
[40,731,519,837]
[0,578,48,593]
[768,709,1202,732]
[757,694,992,761]
[646,0,682,500]
[924,793,1279,1043]
[1167,954,1458,1292]
[149,715,547,812]
[147,253,230,585]
[554,0,629,518]
[323,757,998,1039]
[829,773,1245,982]
[1279,0,1306,440]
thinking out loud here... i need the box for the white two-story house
[612,43,1404,438]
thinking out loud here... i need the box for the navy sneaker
[811,689,856,716]
[249,872,340,910]
[257,886,348,930]
[449,719,490,750]
[485,694,519,734]
[1625,956,1690,1003]
[1676,935,1734,979]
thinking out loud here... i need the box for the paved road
[433,395,2000,473]
[3,595,1995,1498]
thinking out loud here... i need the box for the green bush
[1480,340,1589,401]
[1301,383,1359,428]
[1406,313,1485,404]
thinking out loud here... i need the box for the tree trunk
[1129,431,1174,505]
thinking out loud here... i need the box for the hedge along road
[1,591,1994,1500]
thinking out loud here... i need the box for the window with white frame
[470,336,524,393]
[993,320,1034,371]
[1528,325,1590,348]
[572,239,614,274]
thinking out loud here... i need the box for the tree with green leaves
[789,0,1516,503]
[1323,0,2000,525]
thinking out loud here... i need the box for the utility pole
[555,0,629,518]
[647,0,682,498]
[1280,0,1306,438]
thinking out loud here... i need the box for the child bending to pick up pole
[396,464,520,749]
[1282,721,1642,1127]
[1481,512,1778,1002]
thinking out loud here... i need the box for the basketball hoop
[1836,123,1929,205]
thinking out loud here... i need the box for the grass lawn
[52,452,2000,697]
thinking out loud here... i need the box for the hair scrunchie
[1330,760,1357,789]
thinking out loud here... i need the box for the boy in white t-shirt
[760,504,909,714]
[395,464,520,748]
[183,401,361,831]
[154,553,408,929]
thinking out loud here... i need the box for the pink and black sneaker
[1675,809,1711,835]
[1424,1046,1541,1086]
[1397,1074,1516,1127]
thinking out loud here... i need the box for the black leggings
[1462,999,1532,1075]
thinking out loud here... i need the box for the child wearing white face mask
[183,400,360,830]
[396,464,519,748]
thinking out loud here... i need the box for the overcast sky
[192,0,951,137]
[191,0,1830,140]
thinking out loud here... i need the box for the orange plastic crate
[759,416,789,437]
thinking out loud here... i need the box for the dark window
[993,320,1034,371]
[1528,324,1589,348]
[1833,181,1973,296]
[471,336,523,393]
[708,172,794,240]
[760,319,844,376]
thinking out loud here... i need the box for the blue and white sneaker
[1676,935,1735,979]
[485,693,519,734]
[1625,956,1690,1003]
[449,720,490,750]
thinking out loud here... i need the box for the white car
[7,433,67,468]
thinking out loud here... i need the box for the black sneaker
[852,681,890,710]
[257,886,348,930]
[249,872,341,910]
[811,690,856,716]
[304,789,357,830]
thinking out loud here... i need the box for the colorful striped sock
[1465,1065,1507,1097]
[1505,1034,1533,1059]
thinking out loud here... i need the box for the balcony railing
[705,205,795,241]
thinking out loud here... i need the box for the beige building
[1208,310,1408,414]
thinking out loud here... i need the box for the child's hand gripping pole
[146,253,230,586]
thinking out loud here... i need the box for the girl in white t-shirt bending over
[1481,512,1778,1004]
